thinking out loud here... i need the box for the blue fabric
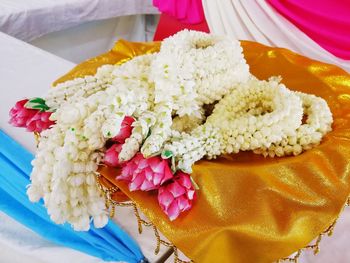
[0,129,145,263]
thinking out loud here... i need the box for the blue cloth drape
[0,129,145,263]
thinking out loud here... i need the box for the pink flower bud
[158,172,196,221]
[26,111,55,132]
[9,99,55,132]
[118,153,173,191]
[103,144,123,167]
[111,116,135,143]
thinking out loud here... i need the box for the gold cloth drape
[55,40,350,263]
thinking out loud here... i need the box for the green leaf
[25,97,50,112]
[161,150,173,159]
[31,104,50,112]
[29,97,46,105]
[32,104,48,109]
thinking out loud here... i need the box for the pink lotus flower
[9,99,54,133]
[26,111,55,132]
[118,153,173,191]
[103,144,123,167]
[9,99,37,127]
[111,116,135,143]
[158,172,196,221]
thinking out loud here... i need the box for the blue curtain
[0,129,146,263]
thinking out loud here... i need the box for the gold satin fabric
[55,40,350,263]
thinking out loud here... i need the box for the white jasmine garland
[152,30,250,110]
[164,124,222,173]
[28,54,156,230]
[28,126,108,231]
[142,30,250,156]
[46,65,115,109]
[164,77,304,172]
[25,30,334,230]
[207,77,303,155]
[253,92,333,157]
[119,111,157,162]
[141,104,173,157]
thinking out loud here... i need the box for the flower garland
[163,126,222,173]
[9,30,333,227]
[163,77,304,172]
[27,54,157,230]
[207,77,304,154]
[253,91,333,157]
[141,29,250,157]
[46,65,115,109]
[162,77,332,174]
[119,111,156,162]
[9,98,55,132]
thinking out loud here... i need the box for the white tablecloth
[0,212,111,263]
[0,31,171,262]
[0,0,158,41]
[29,15,158,63]
[0,32,73,152]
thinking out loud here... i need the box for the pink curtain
[267,0,350,60]
[153,0,205,24]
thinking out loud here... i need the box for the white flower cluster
[141,29,250,157]
[46,65,115,109]
[29,54,156,230]
[141,104,173,157]
[27,30,333,230]
[253,91,333,157]
[164,125,222,173]
[119,111,157,162]
[164,77,332,172]
[152,29,250,111]
[28,126,108,231]
[207,77,303,154]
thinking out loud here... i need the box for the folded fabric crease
[0,129,145,263]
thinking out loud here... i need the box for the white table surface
[0,31,171,262]
[0,31,73,152]
[298,207,350,263]
[0,0,158,42]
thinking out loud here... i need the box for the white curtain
[202,0,350,72]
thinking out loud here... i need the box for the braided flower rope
[254,91,333,158]
[140,29,250,157]
[164,77,304,173]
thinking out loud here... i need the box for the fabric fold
[153,0,204,24]
[267,0,350,60]
[202,0,350,72]
[0,129,145,263]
